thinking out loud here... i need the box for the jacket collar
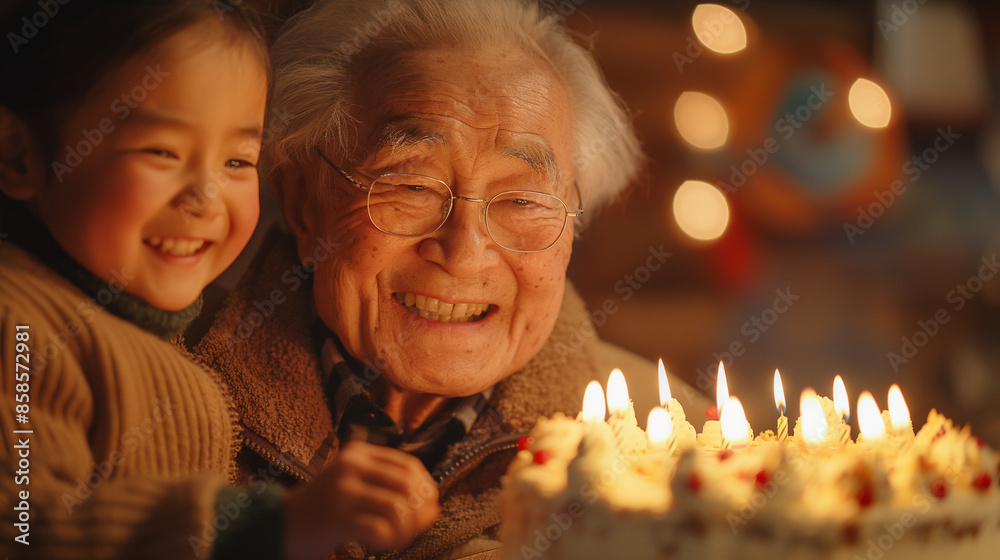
[196,227,597,474]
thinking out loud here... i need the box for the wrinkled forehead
[351,45,575,182]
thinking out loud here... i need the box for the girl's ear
[0,106,46,200]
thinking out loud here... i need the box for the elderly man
[197,0,643,558]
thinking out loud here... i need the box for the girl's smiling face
[33,18,266,310]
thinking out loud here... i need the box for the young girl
[0,1,437,559]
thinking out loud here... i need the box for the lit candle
[833,375,852,447]
[773,369,788,443]
[606,368,630,418]
[887,384,913,435]
[716,362,730,415]
[697,362,728,448]
[581,381,606,422]
[720,396,751,449]
[800,388,828,446]
[857,391,885,443]
[658,359,672,411]
[647,406,676,455]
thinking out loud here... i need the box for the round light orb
[848,78,892,128]
[692,4,748,54]
[672,180,730,241]
[674,91,729,150]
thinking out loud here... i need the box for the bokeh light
[848,78,892,128]
[692,4,748,54]
[672,180,730,241]
[674,91,729,150]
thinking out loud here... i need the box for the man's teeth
[146,237,207,257]
[393,293,490,323]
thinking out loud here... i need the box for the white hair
[264,0,643,227]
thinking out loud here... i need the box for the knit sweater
[195,228,600,560]
[0,243,237,560]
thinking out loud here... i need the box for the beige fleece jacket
[195,228,600,559]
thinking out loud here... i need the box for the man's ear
[0,106,45,200]
[268,166,319,263]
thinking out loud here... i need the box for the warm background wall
[225,0,1000,444]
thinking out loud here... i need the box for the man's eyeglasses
[315,148,583,253]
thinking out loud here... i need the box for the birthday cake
[499,374,1000,560]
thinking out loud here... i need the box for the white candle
[581,381,606,422]
[647,406,676,455]
[773,369,788,443]
[833,375,851,447]
[720,396,751,449]
[857,391,885,443]
[800,388,827,446]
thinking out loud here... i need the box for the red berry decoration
[688,473,703,493]
[718,449,733,462]
[755,469,770,489]
[517,436,535,451]
[706,406,719,421]
[857,485,874,508]
[973,473,992,492]
[974,436,985,449]
[533,450,553,465]
[930,479,948,499]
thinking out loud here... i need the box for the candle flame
[857,391,885,439]
[720,396,749,443]
[887,384,910,430]
[716,362,729,411]
[833,375,850,423]
[647,406,673,445]
[582,381,606,422]
[606,368,630,415]
[800,388,827,442]
[658,359,672,407]
[773,369,786,415]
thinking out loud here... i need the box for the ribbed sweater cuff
[211,484,285,560]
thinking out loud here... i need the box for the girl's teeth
[146,237,207,256]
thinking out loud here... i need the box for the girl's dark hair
[0,0,270,161]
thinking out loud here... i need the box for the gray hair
[264,0,643,227]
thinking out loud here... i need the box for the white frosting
[500,405,1000,560]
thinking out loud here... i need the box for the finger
[340,443,438,495]
[346,441,435,481]
[352,511,401,551]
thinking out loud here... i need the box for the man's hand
[283,441,441,560]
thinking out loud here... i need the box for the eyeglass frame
[314,147,584,253]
